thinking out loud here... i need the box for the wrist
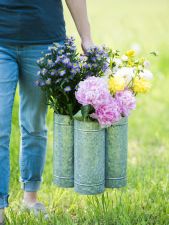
[80,22,93,43]
[81,35,92,42]
[81,37,94,53]
[81,36,93,46]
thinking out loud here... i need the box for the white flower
[144,60,151,69]
[139,69,153,80]
[138,65,143,70]
[130,43,141,54]
[104,68,112,77]
[102,68,112,83]
[112,66,119,73]
[121,55,128,61]
[114,67,135,85]
[100,77,109,89]
[113,58,122,67]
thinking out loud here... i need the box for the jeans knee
[19,105,48,138]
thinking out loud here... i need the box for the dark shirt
[0,0,66,45]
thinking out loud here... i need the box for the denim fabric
[0,42,63,208]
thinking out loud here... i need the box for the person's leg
[18,44,52,206]
[0,45,19,221]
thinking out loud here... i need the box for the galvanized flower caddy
[53,113,74,187]
[74,119,105,195]
[53,113,128,193]
[105,117,128,188]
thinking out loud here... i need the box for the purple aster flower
[71,67,80,75]
[72,63,78,68]
[71,68,77,75]
[37,71,41,76]
[45,78,51,85]
[66,52,71,56]
[91,57,97,62]
[62,57,70,65]
[58,49,64,55]
[48,46,53,51]
[93,63,98,68]
[59,70,66,77]
[51,70,57,76]
[41,68,48,76]
[59,55,65,59]
[69,45,76,51]
[37,57,44,65]
[83,63,90,69]
[55,57,61,64]
[80,55,87,61]
[47,60,55,68]
[67,62,73,69]
[35,80,41,86]
[102,62,109,72]
[45,53,52,58]
[39,81,46,87]
[64,86,71,92]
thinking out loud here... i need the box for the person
[0,0,93,223]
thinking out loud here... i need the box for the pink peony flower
[115,89,136,117]
[91,99,121,127]
[75,76,110,108]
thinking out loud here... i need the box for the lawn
[5,0,169,224]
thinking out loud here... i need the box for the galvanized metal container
[74,119,105,195]
[105,117,128,188]
[53,113,74,187]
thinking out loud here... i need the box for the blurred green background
[7,0,169,224]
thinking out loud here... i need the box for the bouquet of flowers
[75,49,154,127]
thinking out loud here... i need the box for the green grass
[5,0,169,224]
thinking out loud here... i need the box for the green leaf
[150,51,159,56]
[73,110,83,121]
[81,105,94,120]
[81,105,90,119]
[67,103,73,118]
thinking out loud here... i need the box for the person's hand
[81,38,94,53]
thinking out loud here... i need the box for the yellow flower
[128,60,134,67]
[108,76,125,93]
[125,49,135,57]
[132,77,151,94]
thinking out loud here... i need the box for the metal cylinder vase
[105,117,128,188]
[74,119,105,195]
[53,113,74,187]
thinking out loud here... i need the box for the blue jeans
[0,43,59,209]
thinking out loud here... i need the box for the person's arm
[65,0,94,52]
